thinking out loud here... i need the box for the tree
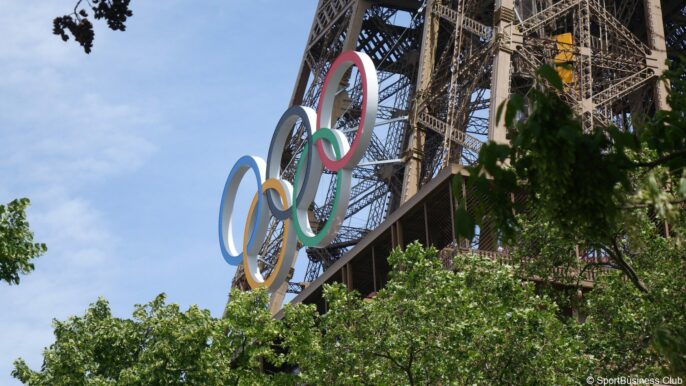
[579,213,686,377]
[512,209,686,377]
[282,242,591,385]
[53,0,133,54]
[14,243,595,385]
[454,61,686,375]
[455,62,686,296]
[0,198,47,285]
[12,290,293,385]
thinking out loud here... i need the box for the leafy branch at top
[53,0,133,54]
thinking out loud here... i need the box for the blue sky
[0,1,317,383]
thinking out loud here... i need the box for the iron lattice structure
[229,0,685,303]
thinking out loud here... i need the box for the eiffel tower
[227,0,684,310]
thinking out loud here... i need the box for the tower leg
[644,0,669,111]
[578,0,594,130]
[402,0,436,203]
[488,0,515,144]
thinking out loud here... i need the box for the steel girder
[230,0,676,300]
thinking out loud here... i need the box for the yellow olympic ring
[242,178,297,290]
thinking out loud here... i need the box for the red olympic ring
[315,51,379,172]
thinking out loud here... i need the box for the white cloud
[33,198,115,266]
[7,96,156,187]
[0,2,78,66]
[0,70,157,188]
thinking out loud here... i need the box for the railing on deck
[438,246,620,287]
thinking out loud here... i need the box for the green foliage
[0,198,47,285]
[284,242,591,385]
[456,61,686,246]
[452,60,686,376]
[15,243,598,385]
[460,65,634,244]
[580,217,686,377]
[654,325,686,377]
[53,0,133,54]
[14,239,683,383]
[12,290,293,385]
[509,208,686,377]
[639,61,686,173]
[509,210,584,311]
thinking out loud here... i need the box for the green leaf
[452,175,465,207]
[505,94,524,128]
[679,173,686,197]
[537,64,563,91]
[454,205,475,240]
[608,126,640,152]
[496,100,507,126]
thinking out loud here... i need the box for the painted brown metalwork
[228,0,680,311]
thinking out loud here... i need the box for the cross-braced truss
[229,0,678,304]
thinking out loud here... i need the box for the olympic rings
[218,50,378,292]
[316,51,378,172]
[218,155,265,266]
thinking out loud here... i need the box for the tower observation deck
[229,0,686,310]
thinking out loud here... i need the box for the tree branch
[372,351,404,373]
[628,149,686,169]
[406,347,416,386]
[73,0,84,15]
[606,238,652,298]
